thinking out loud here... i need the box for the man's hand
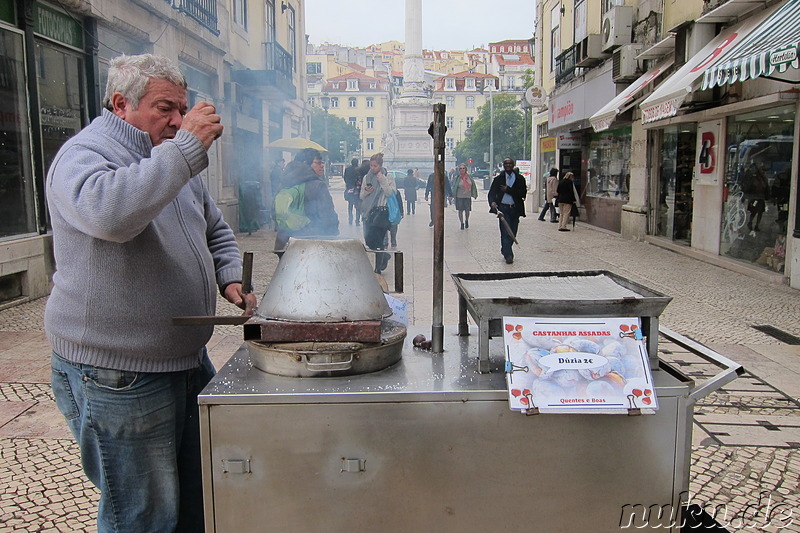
[224,283,257,316]
[181,101,223,150]
[489,202,498,214]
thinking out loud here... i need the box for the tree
[309,108,361,163]
[454,92,525,168]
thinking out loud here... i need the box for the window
[466,116,474,128]
[370,82,377,88]
[348,79,358,89]
[233,0,247,29]
[330,97,339,108]
[1,28,37,238]
[506,76,515,89]
[466,77,476,90]
[366,117,374,129]
[266,0,276,42]
[366,97,374,108]
[349,117,357,127]
[719,104,795,270]
[551,5,561,73]
[445,78,455,89]
[349,97,357,108]
[446,95,455,107]
[308,96,315,106]
[307,62,322,75]
[446,138,455,150]
[287,5,296,70]
[331,83,339,89]
[446,116,454,128]
[466,96,475,108]
[367,138,375,150]
[574,0,587,42]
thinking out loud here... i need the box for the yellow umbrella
[267,137,328,152]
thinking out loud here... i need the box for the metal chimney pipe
[429,104,447,352]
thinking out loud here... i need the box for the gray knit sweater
[44,110,242,372]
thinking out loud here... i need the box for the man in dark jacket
[343,158,360,225]
[274,148,339,249]
[488,158,527,264]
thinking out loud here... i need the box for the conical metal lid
[257,238,391,322]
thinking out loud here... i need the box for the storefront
[584,126,631,232]
[0,0,90,303]
[639,0,800,285]
[549,65,622,232]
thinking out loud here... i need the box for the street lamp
[320,92,330,183]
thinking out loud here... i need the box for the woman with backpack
[273,148,339,250]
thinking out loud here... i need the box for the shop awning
[639,1,782,124]
[702,0,800,89]
[590,57,674,132]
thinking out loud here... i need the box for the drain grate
[751,325,800,344]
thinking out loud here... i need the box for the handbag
[387,190,402,225]
[366,205,391,230]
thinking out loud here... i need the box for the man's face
[312,158,325,177]
[113,78,187,146]
[503,160,514,172]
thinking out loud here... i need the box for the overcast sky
[304,0,537,51]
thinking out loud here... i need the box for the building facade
[534,0,800,287]
[0,0,306,306]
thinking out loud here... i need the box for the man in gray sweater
[45,54,256,533]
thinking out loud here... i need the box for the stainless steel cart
[199,324,741,532]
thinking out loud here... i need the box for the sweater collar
[98,109,154,156]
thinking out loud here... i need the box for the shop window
[586,126,632,202]
[36,40,86,182]
[654,125,696,244]
[0,29,37,238]
[720,105,795,272]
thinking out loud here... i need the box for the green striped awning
[702,0,800,89]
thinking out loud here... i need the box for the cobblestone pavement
[1,182,798,531]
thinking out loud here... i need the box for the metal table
[452,270,672,372]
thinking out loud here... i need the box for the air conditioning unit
[612,44,643,82]
[576,34,604,67]
[602,6,634,52]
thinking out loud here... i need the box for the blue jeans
[51,350,215,533]
[497,203,520,259]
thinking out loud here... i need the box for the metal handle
[659,325,745,401]
[304,353,354,372]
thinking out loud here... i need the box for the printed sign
[503,317,658,413]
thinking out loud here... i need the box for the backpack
[274,183,309,231]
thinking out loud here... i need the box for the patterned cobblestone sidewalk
[1,191,799,531]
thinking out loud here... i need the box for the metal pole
[429,104,447,353]
[489,85,494,176]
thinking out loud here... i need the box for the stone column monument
[383,0,433,171]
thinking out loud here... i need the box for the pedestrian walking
[273,148,339,250]
[343,158,361,225]
[556,171,577,232]
[425,171,453,227]
[45,54,257,533]
[538,167,560,223]
[452,163,478,229]
[403,168,418,214]
[488,157,527,264]
[360,153,396,272]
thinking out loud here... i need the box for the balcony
[232,41,297,100]
[555,42,587,86]
[178,0,218,35]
